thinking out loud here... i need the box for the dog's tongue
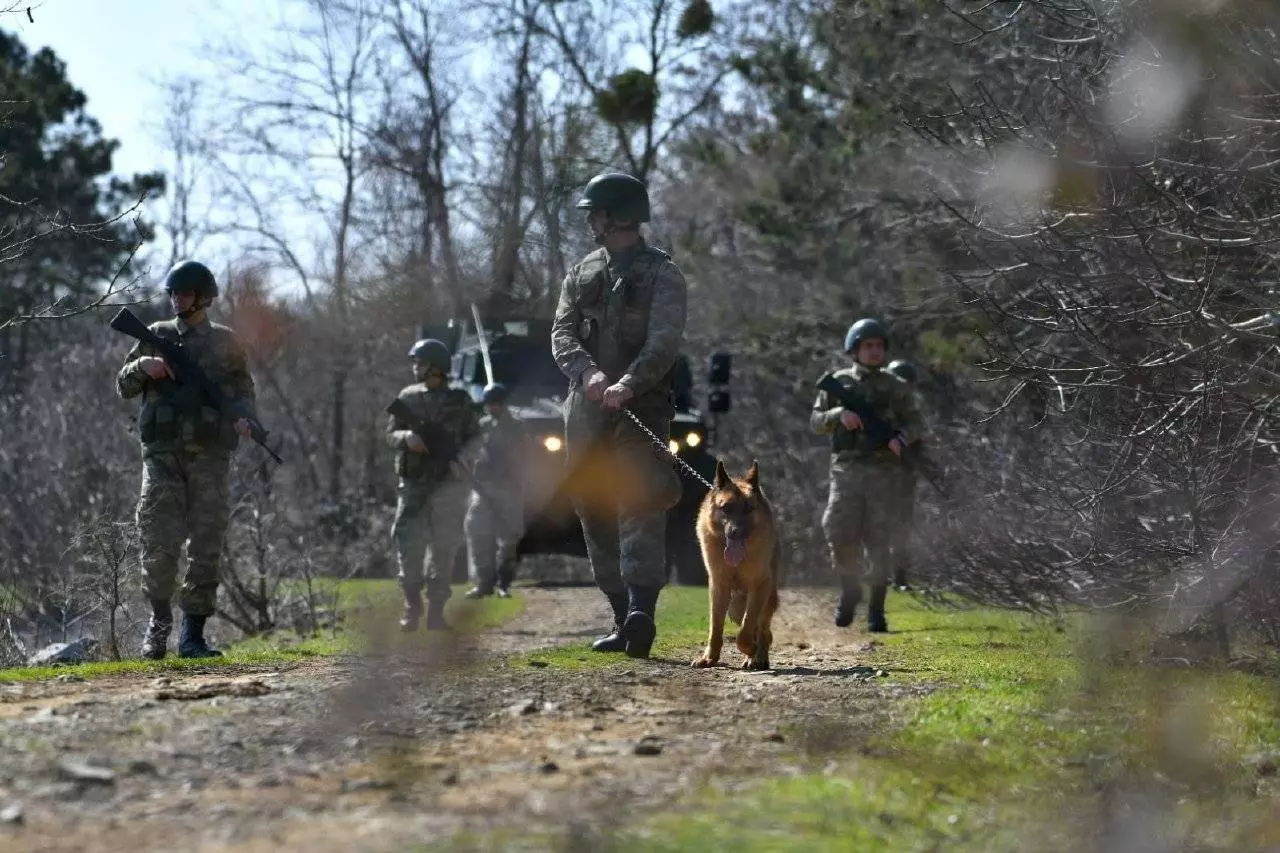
[724,539,747,567]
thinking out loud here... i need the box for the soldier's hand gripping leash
[814,372,945,496]
[109,307,283,465]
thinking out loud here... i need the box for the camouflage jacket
[116,316,256,457]
[810,364,923,464]
[471,411,528,492]
[385,383,480,482]
[551,238,688,405]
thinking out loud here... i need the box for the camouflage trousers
[135,450,232,616]
[821,457,902,588]
[564,390,681,596]
[464,490,524,589]
[392,479,468,601]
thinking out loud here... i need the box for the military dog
[691,460,780,671]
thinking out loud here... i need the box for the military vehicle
[424,313,731,586]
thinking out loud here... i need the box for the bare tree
[896,0,1280,649]
[151,76,220,268]
[66,518,138,662]
[535,0,740,181]
[212,0,383,499]
[367,0,469,318]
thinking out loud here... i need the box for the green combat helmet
[886,359,917,384]
[408,339,451,372]
[164,260,219,299]
[575,172,651,222]
[844,318,889,353]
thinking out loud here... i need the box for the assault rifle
[385,397,462,477]
[109,307,283,464]
[815,371,944,495]
[385,396,504,504]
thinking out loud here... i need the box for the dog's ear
[746,459,760,488]
[713,459,729,489]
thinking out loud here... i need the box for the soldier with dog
[551,170,688,660]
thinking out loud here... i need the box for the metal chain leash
[623,408,715,490]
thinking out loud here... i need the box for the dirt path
[0,586,933,852]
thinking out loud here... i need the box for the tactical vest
[394,386,475,482]
[136,321,238,453]
[829,369,902,460]
[571,244,677,396]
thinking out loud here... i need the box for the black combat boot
[140,600,172,661]
[834,582,862,628]
[623,586,660,660]
[177,614,223,659]
[591,593,630,653]
[400,585,423,632]
[867,584,889,633]
[464,584,494,599]
[425,596,451,631]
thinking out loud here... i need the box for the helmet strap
[175,294,210,321]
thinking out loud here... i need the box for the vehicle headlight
[668,439,680,455]
[684,431,702,448]
[543,435,563,452]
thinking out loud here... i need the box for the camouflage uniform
[464,410,528,592]
[385,383,480,606]
[117,317,256,617]
[811,364,921,623]
[552,238,687,646]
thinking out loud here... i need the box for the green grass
[0,580,524,684]
[480,587,1280,853]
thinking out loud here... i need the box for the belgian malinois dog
[691,460,780,671]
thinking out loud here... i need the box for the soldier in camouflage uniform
[552,171,687,660]
[386,338,480,631]
[116,260,257,660]
[463,382,528,599]
[885,359,922,590]
[810,318,922,633]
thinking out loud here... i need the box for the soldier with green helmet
[551,171,688,659]
[885,358,922,590]
[810,318,922,632]
[463,382,528,599]
[116,260,257,659]
[386,337,480,631]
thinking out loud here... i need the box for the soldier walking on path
[551,171,688,660]
[116,260,257,660]
[810,318,922,633]
[386,338,480,631]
